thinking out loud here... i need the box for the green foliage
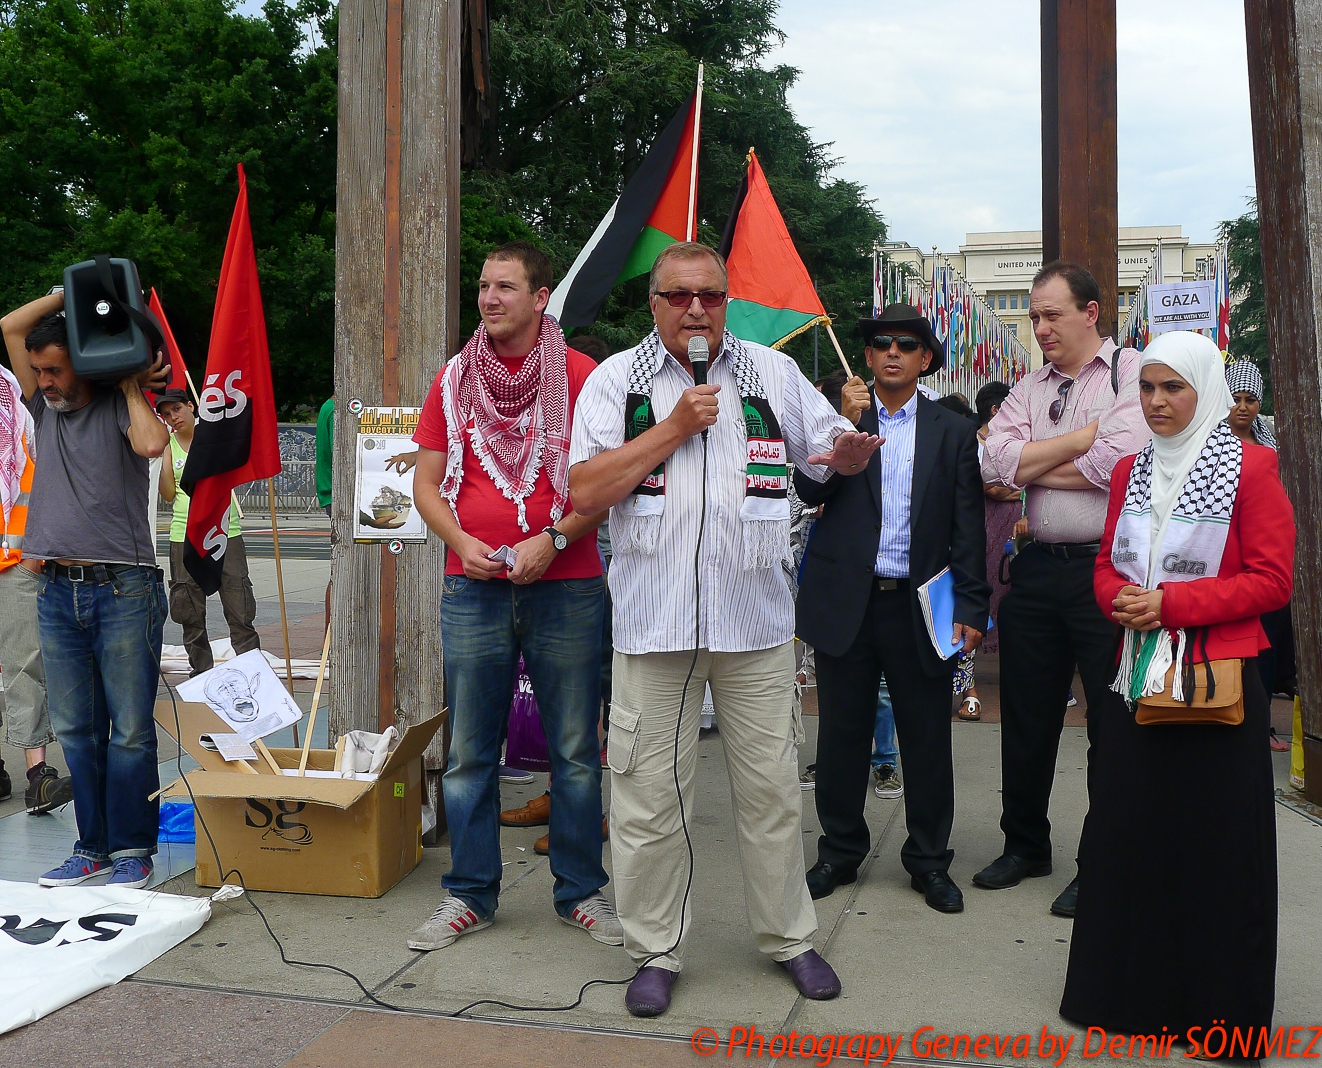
[472,0,884,375]
[1219,202,1271,413]
[0,0,883,411]
[0,0,337,416]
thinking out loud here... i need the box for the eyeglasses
[1048,378,1075,423]
[870,334,923,353]
[654,290,728,309]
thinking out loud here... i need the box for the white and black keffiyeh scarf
[616,328,789,569]
[1225,360,1277,450]
[1110,422,1242,703]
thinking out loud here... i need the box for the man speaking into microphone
[569,242,880,1018]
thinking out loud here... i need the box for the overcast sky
[235,0,1256,251]
[766,0,1256,251]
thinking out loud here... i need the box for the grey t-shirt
[23,388,154,566]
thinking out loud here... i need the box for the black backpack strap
[1111,345,1121,396]
[93,255,165,352]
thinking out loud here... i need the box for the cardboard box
[156,700,445,898]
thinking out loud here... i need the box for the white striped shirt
[873,390,917,578]
[568,338,852,655]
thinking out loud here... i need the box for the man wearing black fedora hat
[795,303,990,912]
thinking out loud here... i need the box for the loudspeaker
[62,256,166,384]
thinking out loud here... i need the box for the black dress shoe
[972,853,1052,890]
[805,861,857,900]
[910,870,964,912]
[1050,877,1079,917]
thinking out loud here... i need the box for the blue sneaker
[38,855,108,887]
[497,763,534,785]
[107,857,153,889]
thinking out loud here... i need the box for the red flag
[145,288,191,404]
[180,164,280,594]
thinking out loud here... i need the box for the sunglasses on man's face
[654,290,728,309]
[870,334,923,353]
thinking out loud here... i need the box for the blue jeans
[38,566,167,861]
[871,674,899,771]
[441,574,607,919]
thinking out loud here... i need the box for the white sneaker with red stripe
[560,891,625,945]
[406,896,492,951]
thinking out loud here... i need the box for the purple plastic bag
[505,656,551,771]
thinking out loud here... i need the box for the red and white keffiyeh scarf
[0,366,32,526]
[439,315,570,532]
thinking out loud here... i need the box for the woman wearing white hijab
[1060,332,1295,1052]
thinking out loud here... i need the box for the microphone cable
[135,374,711,1020]
[450,414,709,1018]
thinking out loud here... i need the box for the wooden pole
[686,62,704,241]
[266,477,298,748]
[1244,0,1322,803]
[1040,0,1118,336]
[822,321,854,378]
[332,0,457,756]
[299,623,334,775]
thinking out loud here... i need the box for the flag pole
[823,321,854,378]
[685,62,704,241]
[267,477,298,746]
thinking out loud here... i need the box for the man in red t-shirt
[404,241,619,952]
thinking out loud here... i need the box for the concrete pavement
[2,543,1320,1066]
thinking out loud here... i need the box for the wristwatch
[542,526,568,552]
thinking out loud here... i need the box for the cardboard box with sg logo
[155,701,444,898]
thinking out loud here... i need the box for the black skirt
[1060,660,1277,1045]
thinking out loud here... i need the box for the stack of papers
[917,568,995,660]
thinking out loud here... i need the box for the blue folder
[918,567,994,660]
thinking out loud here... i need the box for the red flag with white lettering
[180,164,280,594]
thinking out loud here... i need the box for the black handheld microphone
[688,335,710,440]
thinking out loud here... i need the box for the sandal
[956,695,981,722]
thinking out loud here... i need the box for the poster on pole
[352,406,426,543]
[1147,281,1216,335]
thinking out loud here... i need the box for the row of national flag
[1118,241,1231,355]
[876,254,1030,385]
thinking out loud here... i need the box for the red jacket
[1095,442,1295,662]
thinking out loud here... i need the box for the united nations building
[881,226,1219,367]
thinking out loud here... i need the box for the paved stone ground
[3,539,1319,1067]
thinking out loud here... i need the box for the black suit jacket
[795,394,991,678]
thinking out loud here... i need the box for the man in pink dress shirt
[974,261,1149,917]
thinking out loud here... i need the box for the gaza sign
[1147,280,1216,335]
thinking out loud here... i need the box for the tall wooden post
[1244,0,1322,804]
[331,2,460,752]
[1041,0,1118,335]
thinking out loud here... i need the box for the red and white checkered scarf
[0,366,32,526]
[439,315,570,532]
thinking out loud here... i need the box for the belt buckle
[876,577,899,592]
[67,564,85,583]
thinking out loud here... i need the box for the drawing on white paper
[178,649,304,742]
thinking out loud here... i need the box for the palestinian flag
[717,149,827,348]
[547,88,700,331]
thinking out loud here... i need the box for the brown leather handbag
[1135,629,1244,726]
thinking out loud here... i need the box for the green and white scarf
[617,328,790,570]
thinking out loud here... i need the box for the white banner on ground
[0,880,215,1034]
[1147,280,1216,334]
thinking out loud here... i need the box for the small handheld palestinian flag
[180,164,281,594]
[717,148,829,349]
[547,67,703,331]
